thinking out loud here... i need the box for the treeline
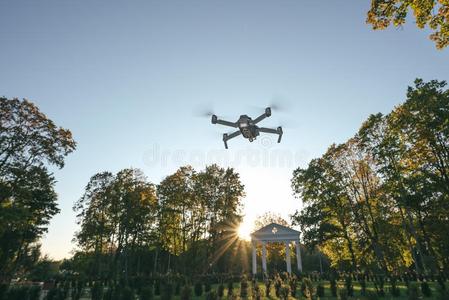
[68,164,248,282]
[292,79,449,275]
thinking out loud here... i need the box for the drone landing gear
[223,131,241,149]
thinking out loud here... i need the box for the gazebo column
[252,240,257,275]
[285,241,292,274]
[295,240,303,273]
[262,241,267,274]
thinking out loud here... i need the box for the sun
[237,221,252,241]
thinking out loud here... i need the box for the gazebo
[250,223,302,275]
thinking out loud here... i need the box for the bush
[330,278,337,297]
[0,284,8,300]
[91,281,103,300]
[227,280,233,296]
[408,283,421,300]
[217,283,225,298]
[29,286,41,300]
[161,282,173,300]
[253,283,261,300]
[338,288,348,300]
[301,278,314,300]
[264,279,271,297]
[206,290,218,300]
[390,277,401,297]
[274,277,282,297]
[365,290,380,300]
[345,275,354,297]
[141,285,154,300]
[180,285,192,300]
[154,280,161,296]
[317,282,325,297]
[279,284,290,300]
[7,286,29,300]
[240,277,248,298]
[289,276,297,297]
[205,281,212,293]
[436,285,449,300]
[421,281,432,297]
[121,286,135,300]
[360,278,367,296]
[194,282,203,297]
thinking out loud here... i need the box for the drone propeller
[248,96,290,114]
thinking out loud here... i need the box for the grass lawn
[75,280,443,300]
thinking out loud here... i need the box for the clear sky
[1,0,448,259]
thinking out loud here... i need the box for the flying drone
[211,107,283,149]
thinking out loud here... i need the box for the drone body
[211,107,283,149]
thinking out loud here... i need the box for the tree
[0,98,76,282]
[366,0,449,49]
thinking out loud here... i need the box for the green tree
[0,97,76,282]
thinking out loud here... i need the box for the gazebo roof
[250,222,300,242]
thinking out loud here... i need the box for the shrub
[289,276,297,297]
[330,278,337,297]
[264,279,271,297]
[365,290,380,300]
[154,280,161,296]
[206,290,218,300]
[161,282,173,300]
[279,284,290,300]
[408,283,421,300]
[141,285,154,300]
[180,285,192,300]
[421,281,432,297]
[7,286,29,300]
[121,286,135,300]
[29,286,41,300]
[345,275,354,297]
[390,277,401,297]
[338,288,348,300]
[218,283,225,298]
[436,285,449,300]
[301,278,314,300]
[205,281,212,293]
[253,283,261,300]
[317,282,325,297]
[227,280,233,296]
[91,281,103,300]
[240,277,248,298]
[194,282,203,297]
[274,277,282,297]
[0,284,8,300]
[360,278,367,296]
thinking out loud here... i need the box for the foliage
[91,281,103,300]
[194,282,203,297]
[408,283,421,300]
[292,79,449,275]
[180,285,192,300]
[120,286,135,300]
[239,276,248,298]
[0,98,75,282]
[161,282,173,300]
[366,0,449,49]
[317,281,325,297]
[279,284,290,300]
[140,285,153,300]
[217,283,224,298]
[264,279,271,297]
[206,289,218,300]
[421,281,432,297]
[29,286,41,300]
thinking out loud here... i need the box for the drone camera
[265,107,271,117]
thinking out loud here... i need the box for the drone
[211,107,283,149]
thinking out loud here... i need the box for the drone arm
[259,126,283,143]
[253,107,272,124]
[223,130,241,149]
[212,115,238,128]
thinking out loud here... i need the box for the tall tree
[0,98,76,282]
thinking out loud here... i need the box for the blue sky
[1,0,448,259]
